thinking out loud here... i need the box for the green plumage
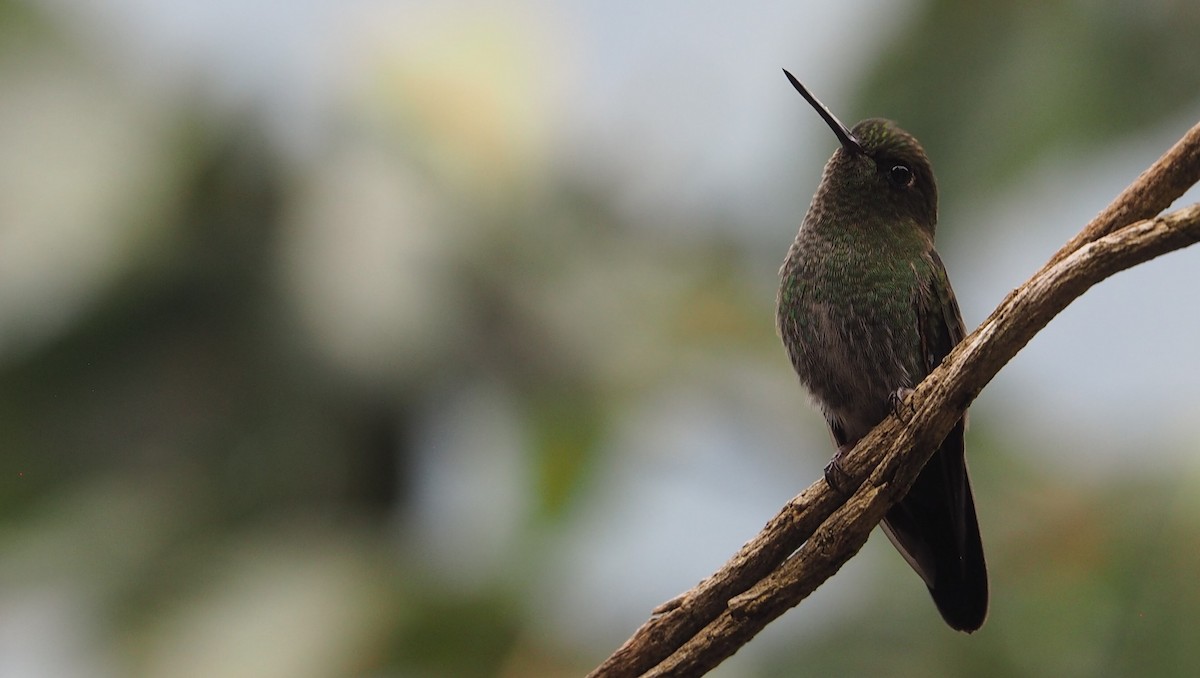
[778,118,948,441]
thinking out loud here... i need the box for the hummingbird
[776,69,987,632]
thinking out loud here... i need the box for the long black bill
[782,69,864,155]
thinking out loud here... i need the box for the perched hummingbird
[776,70,987,632]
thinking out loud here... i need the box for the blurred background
[2,0,1200,676]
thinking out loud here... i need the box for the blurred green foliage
[0,1,1198,677]
[857,0,1200,201]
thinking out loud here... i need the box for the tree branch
[588,122,1200,678]
[1047,122,1200,267]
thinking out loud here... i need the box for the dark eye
[888,164,913,188]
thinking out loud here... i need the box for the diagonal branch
[647,202,1200,677]
[589,121,1200,678]
[1047,122,1200,267]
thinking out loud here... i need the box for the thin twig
[1047,123,1200,267]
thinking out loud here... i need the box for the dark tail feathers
[880,419,988,632]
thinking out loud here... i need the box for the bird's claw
[889,387,916,422]
[823,445,852,495]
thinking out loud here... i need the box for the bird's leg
[823,444,853,494]
[823,420,855,494]
[889,386,916,422]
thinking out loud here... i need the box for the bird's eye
[888,164,913,188]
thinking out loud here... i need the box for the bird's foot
[889,387,916,422]
[823,444,853,495]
